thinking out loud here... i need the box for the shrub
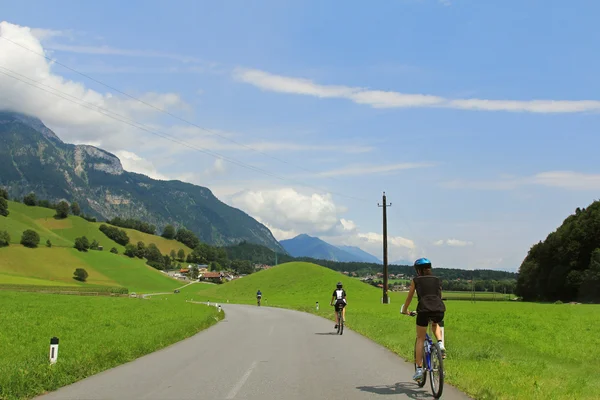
[124,244,136,258]
[46,239,52,248]
[0,230,10,247]
[70,201,81,216]
[162,224,176,239]
[74,236,90,252]
[20,230,40,248]
[73,268,89,282]
[0,197,8,217]
[23,193,37,206]
[90,239,100,250]
[99,224,129,246]
[55,201,70,219]
[110,247,118,254]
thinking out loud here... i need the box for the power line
[0,35,350,183]
[0,66,368,202]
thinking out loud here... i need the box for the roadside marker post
[49,337,59,364]
[316,301,319,311]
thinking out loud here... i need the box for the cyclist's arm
[330,294,335,306]
[401,280,416,314]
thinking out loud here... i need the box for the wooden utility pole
[378,192,392,304]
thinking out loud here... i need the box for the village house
[200,271,224,283]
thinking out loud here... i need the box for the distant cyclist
[330,281,347,329]
[256,289,262,306]
[401,258,446,382]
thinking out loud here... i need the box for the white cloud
[45,43,205,64]
[113,150,169,180]
[325,231,417,262]
[234,68,600,114]
[162,125,373,155]
[434,238,473,247]
[442,171,600,191]
[230,188,344,234]
[30,28,71,41]
[0,21,188,152]
[205,158,227,177]
[318,162,435,177]
[532,171,600,190]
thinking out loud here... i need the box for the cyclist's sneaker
[413,368,424,381]
[334,324,338,329]
[438,342,446,358]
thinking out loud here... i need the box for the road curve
[36,304,471,400]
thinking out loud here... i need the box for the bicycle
[408,311,444,399]
[332,304,344,335]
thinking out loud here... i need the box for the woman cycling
[401,258,446,382]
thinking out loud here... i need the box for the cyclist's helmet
[414,258,432,274]
[337,281,343,289]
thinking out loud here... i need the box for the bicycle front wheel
[413,338,427,388]
[429,342,444,398]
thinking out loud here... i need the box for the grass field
[0,201,193,293]
[2,201,194,255]
[188,262,600,400]
[442,290,517,301]
[120,227,192,256]
[0,291,224,400]
[0,246,183,293]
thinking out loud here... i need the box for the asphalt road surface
[36,304,471,400]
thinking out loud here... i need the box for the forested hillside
[516,201,600,302]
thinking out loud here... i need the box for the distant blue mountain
[337,245,382,264]
[280,234,382,263]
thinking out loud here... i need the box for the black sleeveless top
[413,275,446,313]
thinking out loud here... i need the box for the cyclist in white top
[330,281,347,329]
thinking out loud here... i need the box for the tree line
[516,201,600,303]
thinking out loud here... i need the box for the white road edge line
[226,360,258,399]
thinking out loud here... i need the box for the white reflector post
[316,301,319,311]
[49,337,59,364]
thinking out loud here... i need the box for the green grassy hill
[0,201,191,293]
[190,261,378,307]
[185,261,600,400]
[2,201,193,255]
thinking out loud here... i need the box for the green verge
[190,262,600,400]
[0,291,224,400]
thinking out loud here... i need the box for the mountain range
[280,234,383,263]
[0,111,285,252]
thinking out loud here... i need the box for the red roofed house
[200,271,223,283]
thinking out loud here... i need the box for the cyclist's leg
[431,313,446,357]
[334,303,340,327]
[414,313,429,380]
[341,301,346,322]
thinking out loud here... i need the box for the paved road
[36,304,471,400]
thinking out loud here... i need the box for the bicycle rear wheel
[413,338,427,387]
[429,342,444,398]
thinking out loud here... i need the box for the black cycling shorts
[416,312,444,327]
[334,300,346,311]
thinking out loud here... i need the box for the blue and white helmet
[413,258,432,272]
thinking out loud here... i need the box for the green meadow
[0,291,223,400]
[0,201,192,293]
[188,262,600,400]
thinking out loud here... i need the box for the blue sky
[1,0,599,271]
